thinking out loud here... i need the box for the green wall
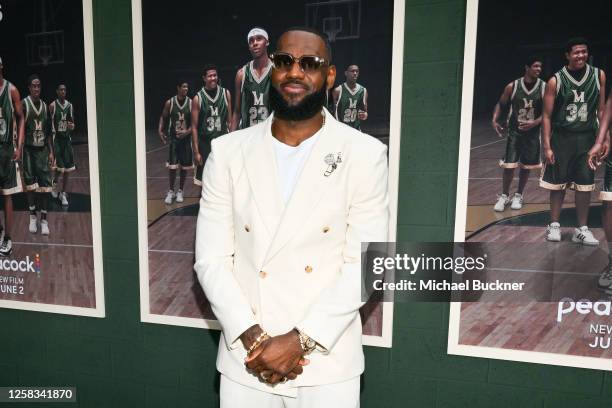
[1,0,611,406]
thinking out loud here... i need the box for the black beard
[269,80,328,121]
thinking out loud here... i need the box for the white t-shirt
[271,132,321,204]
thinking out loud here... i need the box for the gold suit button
[322,226,330,233]
[245,225,250,232]
[259,271,267,279]
[305,265,313,273]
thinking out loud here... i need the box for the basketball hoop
[323,17,342,43]
[26,31,64,66]
[306,0,361,42]
[38,45,53,66]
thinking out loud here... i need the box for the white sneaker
[41,220,49,236]
[510,193,523,210]
[546,222,561,242]
[60,192,69,206]
[176,189,184,203]
[598,261,612,289]
[572,226,599,246]
[493,194,510,212]
[29,215,38,233]
[164,190,174,205]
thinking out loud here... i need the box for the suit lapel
[263,109,343,263]
[241,118,284,238]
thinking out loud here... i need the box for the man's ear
[326,65,337,90]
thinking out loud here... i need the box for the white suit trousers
[220,374,360,408]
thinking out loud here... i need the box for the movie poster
[449,0,612,370]
[0,0,104,317]
[132,0,404,346]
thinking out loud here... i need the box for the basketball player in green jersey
[0,57,25,255]
[491,57,545,212]
[588,79,612,290]
[540,38,605,245]
[230,27,272,131]
[158,80,192,204]
[332,64,368,130]
[192,64,232,186]
[23,74,54,236]
[50,84,75,206]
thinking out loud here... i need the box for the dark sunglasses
[270,52,329,72]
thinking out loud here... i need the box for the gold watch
[296,329,316,354]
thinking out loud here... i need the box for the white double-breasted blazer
[194,108,389,395]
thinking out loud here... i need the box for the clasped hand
[245,330,310,386]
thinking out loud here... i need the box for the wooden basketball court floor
[146,130,385,336]
[0,144,96,308]
[460,120,612,358]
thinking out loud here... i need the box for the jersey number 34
[566,103,588,123]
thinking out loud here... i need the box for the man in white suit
[194,27,389,407]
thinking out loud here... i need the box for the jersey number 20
[343,108,357,123]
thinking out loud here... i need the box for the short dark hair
[565,37,589,53]
[56,83,66,90]
[176,79,188,87]
[525,55,543,68]
[27,74,40,86]
[203,64,218,77]
[278,26,333,62]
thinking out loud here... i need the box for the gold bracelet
[247,331,269,355]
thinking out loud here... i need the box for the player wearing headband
[230,27,273,130]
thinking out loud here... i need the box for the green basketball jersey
[552,64,601,132]
[0,80,14,144]
[240,60,272,129]
[23,96,48,147]
[198,86,229,142]
[51,99,74,138]
[508,78,545,132]
[168,95,191,141]
[335,83,366,130]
